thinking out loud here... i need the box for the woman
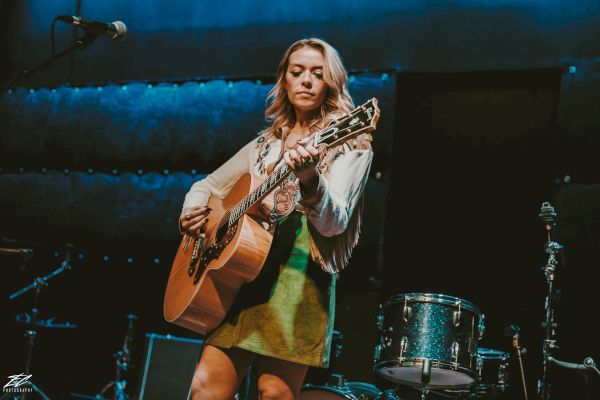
[179,38,373,400]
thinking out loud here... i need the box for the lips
[297,91,313,96]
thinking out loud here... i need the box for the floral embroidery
[255,135,273,176]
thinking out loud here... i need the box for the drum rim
[301,382,397,399]
[300,383,353,397]
[477,347,511,360]
[384,293,481,315]
[374,357,478,388]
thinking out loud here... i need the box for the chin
[294,101,322,112]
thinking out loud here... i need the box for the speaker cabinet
[135,334,204,400]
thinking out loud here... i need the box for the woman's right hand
[180,206,211,237]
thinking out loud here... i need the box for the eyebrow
[289,64,323,70]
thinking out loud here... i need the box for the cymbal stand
[537,202,561,400]
[537,202,600,400]
[97,314,138,400]
[1,245,74,400]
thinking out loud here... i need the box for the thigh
[254,356,309,400]
[192,345,255,399]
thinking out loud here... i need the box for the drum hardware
[0,244,74,400]
[504,324,528,400]
[0,246,33,271]
[546,356,600,375]
[95,314,139,400]
[535,202,599,399]
[15,312,78,330]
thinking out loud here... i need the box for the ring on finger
[185,213,191,221]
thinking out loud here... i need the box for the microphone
[57,15,127,41]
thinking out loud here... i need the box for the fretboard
[227,162,294,227]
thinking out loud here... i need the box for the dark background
[1,1,600,399]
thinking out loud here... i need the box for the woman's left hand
[284,137,321,195]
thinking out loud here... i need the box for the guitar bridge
[188,237,203,277]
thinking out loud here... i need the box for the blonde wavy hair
[262,38,354,139]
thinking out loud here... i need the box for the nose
[301,71,313,88]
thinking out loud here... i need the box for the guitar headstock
[317,98,380,148]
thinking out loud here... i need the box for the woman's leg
[190,345,255,400]
[254,356,309,400]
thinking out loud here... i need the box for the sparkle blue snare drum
[374,293,485,388]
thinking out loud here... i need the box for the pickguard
[188,222,239,284]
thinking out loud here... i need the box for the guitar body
[163,173,273,334]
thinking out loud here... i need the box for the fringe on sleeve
[306,132,372,273]
[307,193,365,273]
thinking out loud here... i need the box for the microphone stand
[1,245,74,400]
[0,32,98,94]
[97,314,138,400]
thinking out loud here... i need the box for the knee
[191,368,235,400]
[190,368,211,400]
[257,374,295,400]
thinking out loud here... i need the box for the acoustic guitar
[164,98,380,334]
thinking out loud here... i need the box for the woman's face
[284,46,328,117]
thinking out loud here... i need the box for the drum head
[376,361,477,388]
[301,382,399,400]
[300,385,355,400]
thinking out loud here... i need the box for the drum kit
[301,293,509,400]
[299,202,600,400]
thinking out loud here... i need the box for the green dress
[205,212,336,368]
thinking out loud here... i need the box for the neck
[294,108,319,129]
